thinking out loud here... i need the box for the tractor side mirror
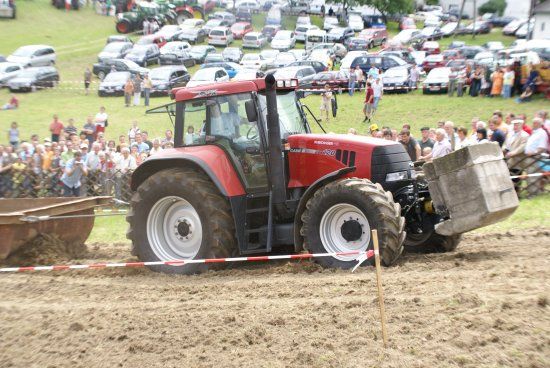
[245,100,257,122]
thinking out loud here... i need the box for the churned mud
[0,230,548,368]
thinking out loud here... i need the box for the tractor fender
[293,166,356,252]
[130,153,245,198]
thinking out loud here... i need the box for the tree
[330,0,415,18]
[478,0,507,16]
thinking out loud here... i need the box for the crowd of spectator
[0,107,175,198]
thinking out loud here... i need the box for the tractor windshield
[257,91,308,138]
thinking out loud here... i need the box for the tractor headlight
[386,171,408,182]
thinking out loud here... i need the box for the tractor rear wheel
[405,232,462,253]
[176,11,193,24]
[116,19,131,34]
[127,168,236,274]
[301,179,405,269]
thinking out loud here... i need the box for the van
[208,27,234,47]
[305,29,327,51]
[7,45,56,67]
[266,6,281,25]
[242,32,268,49]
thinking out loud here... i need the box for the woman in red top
[363,82,374,123]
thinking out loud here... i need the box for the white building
[417,0,530,20]
[533,1,550,39]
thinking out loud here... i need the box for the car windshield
[104,72,129,82]
[103,43,125,52]
[233,24,246,30]
[384,68,407,78]
[244,34,257,40]
[350,38,366,44]
[192,68,215,81]
[274,31,291,40]
[11,47,36,57]
[243,54,260,61]
[149,68,174,80]
[210,30,225,36]
[257,91,306,136]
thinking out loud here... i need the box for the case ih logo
[195,90,217,98]
[314,140,335,146]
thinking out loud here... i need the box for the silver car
[0,62,23,86]
[242,32,267,49]
[7,45,56,67]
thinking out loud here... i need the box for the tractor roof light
[275,79,299,89]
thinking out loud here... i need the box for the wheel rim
[176,13,191,24]
[319,203,371,261]
[117,22,128,33]
[147,196,203,260]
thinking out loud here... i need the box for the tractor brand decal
[289,148,336,157]
[313,140,335,146]
[195,89,217,98]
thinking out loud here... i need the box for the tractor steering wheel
[246,125,259,141]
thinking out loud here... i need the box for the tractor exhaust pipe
[264,74,287,209]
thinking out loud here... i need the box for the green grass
[89,214,129,243]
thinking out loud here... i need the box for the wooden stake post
[372,229,389,348]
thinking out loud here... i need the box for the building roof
[534,1,550,14]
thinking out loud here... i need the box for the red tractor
[127,75,518,274]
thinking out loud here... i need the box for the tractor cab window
[257,90,308,139]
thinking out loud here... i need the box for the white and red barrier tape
[509,172,550,180]
[0,249,376,274]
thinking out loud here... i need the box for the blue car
[200,62,241,78]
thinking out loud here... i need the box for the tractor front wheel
[127,168,236,274]
[301,179,405,269]
[116,19,131,34]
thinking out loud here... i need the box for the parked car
[379,49,416,65]
[136,34,167,49]
[97,42,133,63]
[7,66,59,92]
[175,27,208,44]
[235,0,260,13]
[92,59,149,80]
[340,50,368,72]
[201,61,242,78]
[159,41,195,67]
[230,22,253,39]
[106,35,132,44]
[180,18,205,29]
[489,16,517,27]
[441,49,461,61]
[188,45,217,64]
[125,44,160,67]
[323,16,339,31]
[440,22,466,37]
[382,66,411,92]
[98,71,130,97]
[262,25,281,42]
[422,53,446,72]
[503,19,526,36]
[424,16,442,28]
[269,66,316,85]
[204,53,225,63]
[308,49,333,66]
[309,43,348,60]
[399,17,416,30]
[448,40,466,49]
[271,30,296,51]
[7,45,56,67]
[261,51,296,70]
[260,49,280,64]
[235,8,252,22]
[296,15,311,26]
[287,60,327,73]
[350,54,407,74]
[422,67,450,94]
[393,29,422,44]
[156,25,183,40]
[0,62,23,86]
[222,47,243,63]
[445,58,468,73]
[266,5,282,26]
[242,32,268,49]
[203,18,231,35]
[483,41,505,52]
[458,45,485,60]
[514,20,534,39]
[420,26,443,40]
[232,68,264,81]
[208,11,236,26]
[362,14,386,28]
[473,51,495,67]
[289,49,306,61]
[187,67,229,87]
[208,27,233,46]
[346,37,370,51]
[421,41,441,55]
[240,53,265,69]
[464,21,492,34]
[300,70,350,90]
[295,24,319,43]
[327,27,354,44]
[0,0,16,19]
[348,14,364,31]
[358,28,388,48]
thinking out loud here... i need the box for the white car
[296,15,311,26]
[309,49,332,65]
[484,41,504,52]
[0,62,23,86]
[393,29,421,44]
[422,67,450,94]
[424,16,441,28]
[187,67,229,87]
[235,0,260,12]
[208,27,233,46]
[233,68,261,81]
[323,16,339,31]
[440,22,458,37]
[156,25,183,39]
[474,51,495,66]
[270,30,296,51]
[295,24,319,42]
[308,0,326,15]
[180,19,205,29]
[340,50,368,72]
[348,14,364,32]
[260,49,280,64]
[7,45,56,67]
[240,53,264,69]
[242,32,268,49]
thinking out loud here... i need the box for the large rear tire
[127,168,236,274]
[301,179,405,269]
[405,232,462,253]
[116,19,131,34]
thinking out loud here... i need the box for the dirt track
[1,230,549,368]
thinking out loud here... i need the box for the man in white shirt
[444,121,459,151]
[114,147,137,199]
[94,106,108,137]
[505,119,529,170]
[523,117,549,196]
[420,128,452,161]
[372,78,383,115]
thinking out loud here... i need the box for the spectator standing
[142,131,153,150]
[82,116,96,145]
[420,129,452,160]
[455,127,470,150]
[8,122,19,149]
[367,63,379,80]
[348,67,357,96]
[133,74,142,106]
[512,59,522,96]
[524,118,549,196]
[355,66,364,89]
[363,82,374,122]
[372,78,383,116]
[502,66,514,98]
[409,65,420,89]
[64,118,78,138]
[143,74,153,107]
[94,106,108,136]
[490,68,504,97]
[419,127,435,151]
[150,139,164,155]
[133,133,150,154]
[128,120,140,144]
[61,141,75,165]
[505,119,529,169]
[399,130,421,161]
[456,67,466,97]
[320,84,332,123]
[443,121,458,151]
[49,115,64,143]
[448,67,458,97]
[84,67,92,95]
[61,151,88,197]
[163,130,174,146]
[469,66,482,97]
[124,78,134,107]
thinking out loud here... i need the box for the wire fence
[0,155,547,200]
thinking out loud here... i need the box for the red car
[422,41,441,55]
[302,71,350,91]
[231,22,253,39]
[422,54,446,73]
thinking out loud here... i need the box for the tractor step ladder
[241,192,272,254]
